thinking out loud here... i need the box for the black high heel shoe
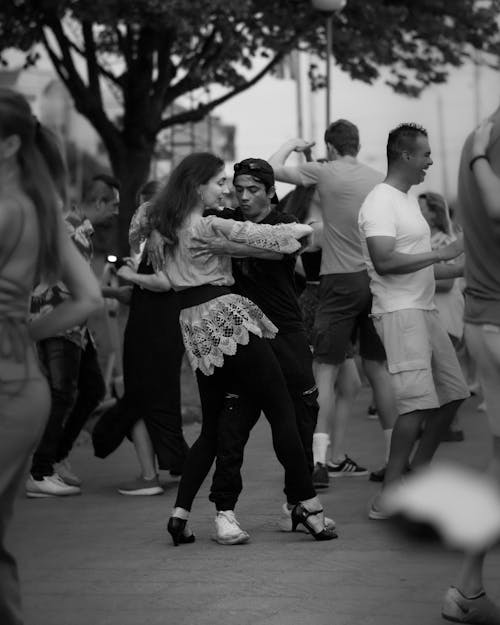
[167,517,196,546]
[291,503,338,541]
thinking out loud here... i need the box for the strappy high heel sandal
[291,503,338,541]
[167,517,196,546]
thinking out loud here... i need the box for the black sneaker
[369,466,386,482]
[367,405,379,420]
[327,455,368,478]
[312,463,329,489]
[442,429,465,442]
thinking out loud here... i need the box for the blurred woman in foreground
[0,89,102,625]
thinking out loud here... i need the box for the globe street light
[311,0,347,127]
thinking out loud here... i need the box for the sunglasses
[234,161,273,175]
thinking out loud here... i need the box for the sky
[215,54,500,202]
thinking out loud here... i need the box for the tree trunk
[109,145,155,255]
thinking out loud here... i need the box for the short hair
[233,158,274,191]
[137,179,161,205]
[324,119,359,156]
[387,123,428,165]
[92,173,120,191]
[83,173,120,204]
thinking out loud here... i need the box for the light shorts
[372,309,470,415]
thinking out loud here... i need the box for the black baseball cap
[233,158,275,190]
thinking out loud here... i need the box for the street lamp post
[311,0,347,127]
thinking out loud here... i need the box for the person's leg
[411,399,464,470]
[0,376,50,625]
[116,420,164,496]
[383,409,430,487]
[360,308,397,474]
[131,420,157,478]
[30,338,81,490]
[209,392,260,510]
[327,358,363,470]
[369,310,442,517]
[143,344,189,476]
[173,367,225,513]
[412,312,469,469]
[225,335,333,537]
[57,337,105,463]
[363,358,397,464]
[313,361,339,469]
[270,332,318,478]
[167,367,227,545]
[444,322,500,615]
[311,274,361,479]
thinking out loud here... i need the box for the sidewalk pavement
[9,388,500,625]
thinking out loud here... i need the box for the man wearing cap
[191,157,335,533]
[269,121,397,489]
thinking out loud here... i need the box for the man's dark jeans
[31,336,105,478]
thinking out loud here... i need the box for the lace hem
[229,221,311,254]
[179,293,278,375]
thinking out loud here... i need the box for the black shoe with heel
[167,517,195,546]
[291,503,338,541]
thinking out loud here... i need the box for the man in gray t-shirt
[269,120,396,488]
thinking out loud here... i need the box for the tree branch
[82,20,102,108]
[41,24,122,159]
[152,29,176,109]
[159,51,286,129]
[64,33,122,87]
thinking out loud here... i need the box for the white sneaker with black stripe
[327,455,368,478]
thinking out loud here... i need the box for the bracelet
[469,154,488,170]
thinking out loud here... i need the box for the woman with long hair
[0,88,102,625]
[150,152,335,546]
[418,191,466,441]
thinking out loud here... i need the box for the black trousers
[174,333,316,511]
[210,330,318,507]
[32,335,105,478]
[92,285,188,474]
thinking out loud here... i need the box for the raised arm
[268,138,316,185]
[366,235,463,276]
[30,216,103,341]
[470,119,500,222]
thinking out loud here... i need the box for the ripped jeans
[209,330,319,508]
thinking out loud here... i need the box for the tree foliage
[0,0,499,250]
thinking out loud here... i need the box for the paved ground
[8,387,500,625]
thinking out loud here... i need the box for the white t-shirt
[358,183,436,314]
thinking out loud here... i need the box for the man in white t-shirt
[358,123,470,519]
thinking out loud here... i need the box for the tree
[1,0,499,251]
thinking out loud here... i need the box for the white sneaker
[277,503,336,532]
[212,510,250,545]
[26,474,81,498]
[54,459,82,487]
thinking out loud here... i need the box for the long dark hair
[0,89,63,281]
[152,152,224,248]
